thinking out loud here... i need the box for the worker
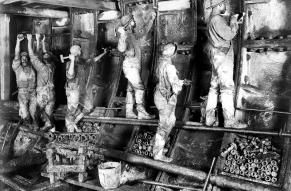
[153,43,191,162]
[12,34,37,127]
[117,14,155,120]
[65,45,86,132]
[205,0,247,128]
[65,45,107,132]
[27,34,55,132]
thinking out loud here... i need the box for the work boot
[125,91,138,119]
[126,104,138,119]
[136,104,155,120]
[135,89,155,120]
[153,134,172,163]
[205,110,217,127]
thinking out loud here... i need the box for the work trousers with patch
[36,86,55,126]
[18,88,37,122]
[154,90,177,139]
[65,87,80,132]
[123,59,144,104]
[206,45,235,126]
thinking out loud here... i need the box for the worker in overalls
[27,34,55,132]
[65,45,87,132]
[117,15,155,120]
[205,0,247,128]
[12,34,37,126]
[153,43,191,162]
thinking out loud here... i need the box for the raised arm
[27,34,45,71]
[144,11,156,34]
[12,34,24,71]
[14,34,23,60]
[35,33,41,55]
[27,34,35,57]
[42,35,47,53]
[66,54,76,79]
[93,49,108,62]
[117,27,127,53]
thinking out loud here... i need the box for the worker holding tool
[27,34,56,132]
[153,43,191,162]
[12,34,37,127]
[65,45,107,132]
[205,0,247,128]
[117,14,155,120]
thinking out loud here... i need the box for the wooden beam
[3,0,117,10]
[0,5,69,18]
[243,38,291,49]
[245,0,270,4]
[0,14,10,100]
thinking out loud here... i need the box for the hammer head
[60,54,65,63]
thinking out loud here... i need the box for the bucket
[98,162,121,189]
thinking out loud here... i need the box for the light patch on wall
[240,51,287,91]
[246,0,287,36]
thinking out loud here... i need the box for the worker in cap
[153,43,191,162]
[64,44,86,132]
[27,34,56,132]
[12,34,37,127]
[117,14,155,120]
[205,0,247,128]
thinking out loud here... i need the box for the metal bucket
[98,162,121,189]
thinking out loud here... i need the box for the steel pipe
[138,180,201,191]
[237,107,291,115]
[101,148,208,181]
[98,148,281,191]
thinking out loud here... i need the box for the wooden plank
[0,5,69,18]
[3,0,117,10]
[243,38,291,49]
[0,14,10,100]
[47,165,85,173]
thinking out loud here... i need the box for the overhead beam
[0,5,69,18]
[3,0,117,10]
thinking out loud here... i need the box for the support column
[0,14,10,100]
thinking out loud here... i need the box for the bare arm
[14,34,23,60]
[117,27,127,52]
[12,34,24,71]
[66,55,76,79]
[27,34,45,71]
[35,33,41,55]
[93,49,107,62]
[27,34,35,57]
[42,35,47,53]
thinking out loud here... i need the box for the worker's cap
[206,0,226,9]
[20,52,28,57]
[120,15,134,26]
[162,43,177,56]
[70,45,81,55]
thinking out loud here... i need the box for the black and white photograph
[0,0,290,190]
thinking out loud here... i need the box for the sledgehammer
[60,54,70,63]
